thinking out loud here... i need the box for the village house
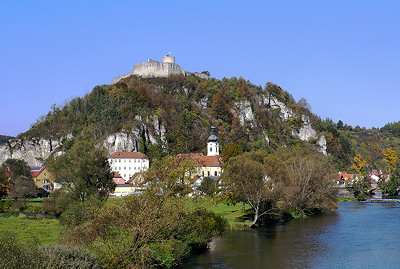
[108,152,149,182]
[29,166,55,196]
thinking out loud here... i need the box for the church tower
[207,126,219,156]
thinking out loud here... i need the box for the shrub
[0,232,41,269]
[39,244,103,269]
[0,232,103,269]
[0,199,12,212]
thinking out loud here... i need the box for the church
[177,126,222,179]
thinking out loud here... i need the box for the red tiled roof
[177,153,221,168]
[337,173,359,182]
[30,167,45,178]
[112,171,122,178]
[108,152,148,159]
[199,156,221,167]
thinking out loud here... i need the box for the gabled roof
[108,152,148,159]
[30,166,45,178]
[112,171,122,178]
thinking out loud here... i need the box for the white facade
[108,152,149,182]
[207,126,220,157]
[207,141,219,156]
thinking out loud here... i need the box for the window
[215,171,218,176]
[202,171,204,177]
[129,159,131,163]
[207,171,210,177]
[210,147,212,152]
[124,167,126,170]
[119,159,121,162]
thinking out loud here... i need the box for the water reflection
[183,203,400,268]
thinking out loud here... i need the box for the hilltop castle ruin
[110,55,209,85]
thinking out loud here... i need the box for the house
[108,152,149,182]
[29,166,54,194]
[177,126,223,186]
[337,171,359,185]
[110,184,136,197]
[112,172,125,184]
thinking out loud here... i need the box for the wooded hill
[17,74,400,170]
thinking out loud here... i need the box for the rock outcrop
[233,100,255,127]
[0,137,61,166]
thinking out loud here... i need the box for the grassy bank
[0,214,60,245]
[192,198,252,229]
[0,197,251,246]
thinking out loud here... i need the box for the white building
[108,152,149,182]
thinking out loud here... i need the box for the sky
[1,0,399,136]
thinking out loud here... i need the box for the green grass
[0,214,60,245]
[194,199,252,229]
[105,197,125,206]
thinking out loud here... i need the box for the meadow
[0,197,251,245]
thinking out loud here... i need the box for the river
[183,202,400,268]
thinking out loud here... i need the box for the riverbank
[182,202,400,268]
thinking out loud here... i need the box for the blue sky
[1,0,399,136]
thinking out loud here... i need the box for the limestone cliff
[0,75,331,166]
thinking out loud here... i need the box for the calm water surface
[183,202,400,268]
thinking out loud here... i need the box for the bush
[39,244,103,269]
[0,199,12,212]
[0,232,103,269]
[12,199,28,212]
[0,232,41,269]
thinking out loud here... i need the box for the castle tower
[207,126,219,156]
[163,55,175,64]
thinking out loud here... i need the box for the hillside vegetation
[14,74,399,170]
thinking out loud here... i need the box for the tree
[378,177,400,197]
[0,159,34,198]
[382,147,399,174]
[145,155,196,197]
[281,153,337,216]
[0,170,8,198]
[8,176,37,199]
[47,131,115,204]
[61,158,226,268]
[351,153,367,176]
[198,177,219,196]
[201,70,210,76]
[0,159,31,181]
[347,153,372,200]
[220,142,243,162]
[297,97,311,112]
[222,153,278,228]
[347,176,372,201]
[337,120,344,130]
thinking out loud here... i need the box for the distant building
[112,171,124,185]
[110,184,136,197]
[177,126,222,185]
[110,55,209,85]
[29,166,54,194]
[108,152,149,182]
